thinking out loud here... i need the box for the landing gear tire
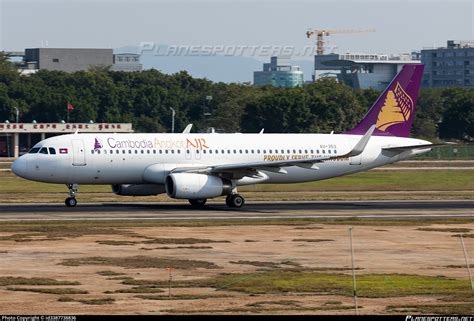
[189,198,207,207]
[65,197,77,207]
[226,194,245,208]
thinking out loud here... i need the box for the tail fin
[346,64,424,137]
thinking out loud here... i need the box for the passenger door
[72,139,86,166]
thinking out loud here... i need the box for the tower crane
[305,29,376,55]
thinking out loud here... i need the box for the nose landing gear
[65,184,79,207]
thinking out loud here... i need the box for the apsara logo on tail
[375,82,414,132]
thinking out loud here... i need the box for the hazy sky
[1,0,473,58]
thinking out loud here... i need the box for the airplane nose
[11,157,27,178]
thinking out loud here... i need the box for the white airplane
[11,64,438,208]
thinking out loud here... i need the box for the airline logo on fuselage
[104,137,209,150]
[375,82,414,132]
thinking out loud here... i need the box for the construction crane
[305,29,376,55]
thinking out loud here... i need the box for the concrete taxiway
[0,200,472,221]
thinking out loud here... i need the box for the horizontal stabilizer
[382,143,454,152]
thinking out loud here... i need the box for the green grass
[58,297,115,305]
[135,294,231,300]
[7,287,88,294]
[114,286,164,294]
[0,277,80,286]
[142,238,230,244]
[121,271,473,298]
[292,239,334,243]
[0,170,473,202]
[60,255,220,270]
[96,270,126,276]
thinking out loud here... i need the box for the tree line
[0,52,472,141]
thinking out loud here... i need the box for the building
[0,123,133,158]
[24,48,113,72]
[112,53,143,72]
[421,40,474,88]
[254,57,304,88]
[314,52,420,90]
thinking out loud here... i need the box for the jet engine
[165,173,232,199]
[112,184,165,196]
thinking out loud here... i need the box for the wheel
[227,194,245,208]
[189,198,207,207]
[65,197,77,207]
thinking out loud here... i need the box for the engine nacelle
[165,173,232,199]
[112,184,165,196]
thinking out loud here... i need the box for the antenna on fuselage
[259,128,264,134]
[74,130,79,134]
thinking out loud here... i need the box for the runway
[0,200,473,221]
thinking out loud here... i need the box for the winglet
[345,124,375,157]
[182,124,193,134]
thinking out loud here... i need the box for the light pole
[13,106,19,123]
[169,107,176,133]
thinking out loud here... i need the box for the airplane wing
[172,125,376,178]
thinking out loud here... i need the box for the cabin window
[334,149,337,154]
[196,150,200,154]
[159,150,163,154]
[147,150,150,154]
[128,150,132,154]
[165,150,168,154]
[116,150,120,154]
[177,150,181,154]
[257,150,261,154]
[322,150,326,154]
[39,147,48,154]
[203,150,207,154]
[153,150,156,154]
[186,150,190,154]
[311,149,314,154]
[135,150,138,154]
[91,150,95,154]
[287,150,290,154]
[97,150,101,154]
[328,150,331,154]
[140,150,144,154]
[171,150,175,154]
[293,149,296,153]
[305,149,308,154]
[299,149,302,154]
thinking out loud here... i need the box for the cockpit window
[39,147,49,154]
[29,147,40,154]
[49,148,56,155]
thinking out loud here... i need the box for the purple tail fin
[346,64,424,137]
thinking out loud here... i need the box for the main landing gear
[188,198,207,207]
[65,184,79,207]
[188,194,245,209]
[226,194,245,208]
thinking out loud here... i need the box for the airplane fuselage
[12,132,431,186]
